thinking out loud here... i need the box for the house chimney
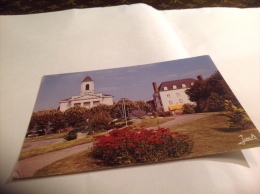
[197,75,204,81]
[152,82,159,93]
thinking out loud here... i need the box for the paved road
[13,142,93,179]
[149,113,206,129]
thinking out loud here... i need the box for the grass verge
[24,132,67,142]
[19,136,93,160]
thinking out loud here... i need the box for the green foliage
[75,121,87,132]
[129,109,146,119]
[205,92,225,112]
[91,127,194,166]
[88,111,111,132]
[135,100,152,112]
[63,106,87,127]
[111,99,139,118]
[29,109,65,132]
[64,129,77,141]
[182,104,195,114]
[185,71,241,112]
[224,100,254,130]
[158,111,172,117]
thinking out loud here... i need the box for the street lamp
[121,98,128,126]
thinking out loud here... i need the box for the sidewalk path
[149,113,206,129]
[13,142,93,179]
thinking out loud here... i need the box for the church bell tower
[80,76,94,95]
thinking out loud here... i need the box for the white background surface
[0,4,259,194]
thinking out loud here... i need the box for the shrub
[224,100,254,130]
[88,111,111,132]
[182,104,195,114]
[64,129,77,141]
[158,111,172,117]
[91,127,194,166]
[129,109,146,119]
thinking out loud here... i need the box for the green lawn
[34,113,260,177]
[168,113,260,157]
[19,135,94,160]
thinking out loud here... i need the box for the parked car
[27,133,39,138]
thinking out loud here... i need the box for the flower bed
[91,126,194,166]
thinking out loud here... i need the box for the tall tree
[63,106,87,127]
[185,71,240,112]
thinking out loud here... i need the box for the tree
[135,100,152,112]
[185,71,241,112]
[88,111,111,132]
[63,106,87,127]
[111,99,139,118]
[224,100,254,130]
[28,109,65,133]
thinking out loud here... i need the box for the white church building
[152,75,204,112]
[59,76,114,112]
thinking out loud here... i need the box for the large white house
[152,75,203,112]
[59,76,114,111]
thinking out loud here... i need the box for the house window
[167,94,171,98]
[86,84,89,90]
[191,82,194,86]
[179,99,183,103]
[163,86,168,90]
[172,85,177,89]
[182,84,186,88]
[176,93,180,97]
[169,100,173,105]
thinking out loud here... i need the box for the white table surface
[0,4,259,194]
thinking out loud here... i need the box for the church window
[86,84,89,90]
[74,103,81,107]
[83,102,90,108]
[93,101,100,106]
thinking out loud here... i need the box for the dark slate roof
[81,76,93,83]
[158,78,196,91]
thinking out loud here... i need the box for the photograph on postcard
[12,55,260,179]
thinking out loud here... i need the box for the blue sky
[33,55,218,112]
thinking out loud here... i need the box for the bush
[224,100,254,130]
[157,111,172,117]
[129,109,146,119]
[64,129,77,141]
[182,104,195,114]
[88,111,111,132]
[91,127,194,166]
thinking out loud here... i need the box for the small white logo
[238,133,258,145]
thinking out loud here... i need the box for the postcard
[12,55,260,179]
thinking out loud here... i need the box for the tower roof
[81,76,93,83]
